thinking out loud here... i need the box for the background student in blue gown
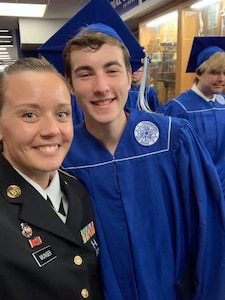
[61,22,225,300]
[126,66,159,111]
[157,36,225,196]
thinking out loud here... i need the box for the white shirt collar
[191,84,216,102]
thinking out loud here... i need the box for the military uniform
[0,152,103,300]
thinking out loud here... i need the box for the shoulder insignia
[58,168,78,180]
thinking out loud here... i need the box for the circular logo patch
[216,95,225,105]
[134,121,159,146]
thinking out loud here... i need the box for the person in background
[157,36,225,196]
[0,57,103,300]
[62,23,225,300]
[126,66,159,111]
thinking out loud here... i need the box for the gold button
[7,185,21,198]
[74,255,83,266]
[81,288,89,298]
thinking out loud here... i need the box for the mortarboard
[38,0,145,74]
[186,36,225,73]
[76,23,124,44]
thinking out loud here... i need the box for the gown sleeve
[171,119,225,299]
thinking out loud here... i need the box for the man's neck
[85,111,128,155]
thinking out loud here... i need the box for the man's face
[0,71,73,182]
[197,70,225,97]
[68,43,132,126]
[131,67,143,86]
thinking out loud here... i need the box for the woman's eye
[57,111,70,119]
[22,112,36,119]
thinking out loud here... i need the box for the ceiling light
[0,3,47,17]
[0,45,13,48]
[0,58,12,61]
[0,35,12,38]
[191,0,222,9]
[146,11,178,28]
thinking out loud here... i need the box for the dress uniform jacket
[0,152,103,300]
[62,109,225,300]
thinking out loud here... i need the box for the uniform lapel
[0,154,81,245]
[19,186,78,244]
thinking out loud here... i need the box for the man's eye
[108,69,118,73]
[78,72,91,78]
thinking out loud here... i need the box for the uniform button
[81,288,89,298]
[74,255,83,266]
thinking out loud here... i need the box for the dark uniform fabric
[0,152,103,300]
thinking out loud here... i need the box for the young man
[0,57,103,299]
[126,66,159,111]
[62,24,225,300]
[157,37,225,195]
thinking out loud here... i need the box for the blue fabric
[38,0,145,74]
[157,90,225,195]
[197,46,224,68]
[186,36,225,72]
[62,109,225,300]
[77,23,124,44]
[126,85,159,111]
[71,95,84,126]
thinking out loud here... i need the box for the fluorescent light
[191,0,222,9]
[146,11,178,28]
[0,57,11,60]
[0,3,47,17]
[0,35,12,38]
[0,47,7,51]
[0,45,13,48]
[0,52,9,55]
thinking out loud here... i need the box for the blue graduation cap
[38,0,145,74]
[186,36,225,73]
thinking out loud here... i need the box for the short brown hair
[0,57,65,114]
[63,30,131,81]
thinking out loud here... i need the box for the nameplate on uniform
[32,245,57,267]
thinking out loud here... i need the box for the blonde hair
[0,57,66,114]
[195,52,225,83]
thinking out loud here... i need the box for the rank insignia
[80,221,95,244]
[7,185,21,198]
[20,222,33,238]
[29,236,43,248]
[90,238,99,256]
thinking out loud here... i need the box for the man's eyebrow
[74,61,123,73]
[74,66,93,73]
[104,61,122,68]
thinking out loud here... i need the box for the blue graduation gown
[71,95,84,126]
[157,89,225,195]
[126,85,159,111]
[62,109,225,300]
